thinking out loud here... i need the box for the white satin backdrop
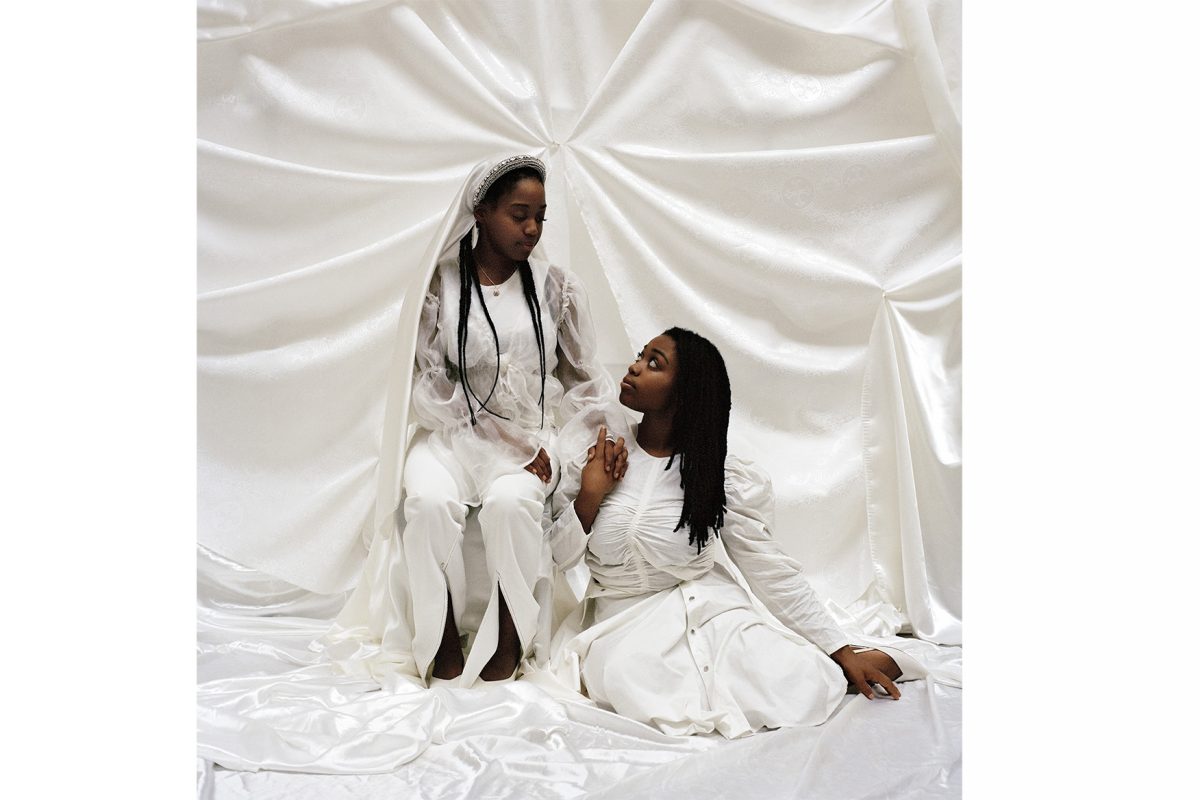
[199,0,960,641]
[198,0,961,791]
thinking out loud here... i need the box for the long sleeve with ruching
[408,271,462,432]
[720,455,850,655]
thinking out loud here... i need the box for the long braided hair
[455,165,547,427]
[663,327,731,553]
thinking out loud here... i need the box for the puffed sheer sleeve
[547,264,615,427]
[720,455,850,655]
[409,269,542,495]
[546,400,634,569]
[409,270,460,431]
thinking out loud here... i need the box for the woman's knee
[479,474,544,521]
[404,490,466,528]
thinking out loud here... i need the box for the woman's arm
[721,458,902,699]
[410,268,544,484]
[549,265,616,424]
[718,455,851,656]
[409,273,460,432]
[546,424,628,567]
[573,426,627,531]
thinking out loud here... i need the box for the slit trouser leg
[401,438,469,679]
[460,470,548,682]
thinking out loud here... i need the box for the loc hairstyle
[456,165,547,428]
[663,326,731,553]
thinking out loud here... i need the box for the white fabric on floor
[197,0,962,793]
[198,544,962,796]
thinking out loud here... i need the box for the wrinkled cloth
[197,542,962,780]
[196,0,965,787]
[198,0,962,644]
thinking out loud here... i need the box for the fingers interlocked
[524,447,552,484]
[592,425,628,480]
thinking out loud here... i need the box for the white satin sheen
[198,0,962,792]
[199,584,960,788]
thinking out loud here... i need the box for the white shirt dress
[540,420,854,738]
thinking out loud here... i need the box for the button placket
[684,586,712,689]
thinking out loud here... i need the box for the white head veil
[435,155,548,264]
[371,155,548,544]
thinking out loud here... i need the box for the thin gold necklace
[477,261,511,297]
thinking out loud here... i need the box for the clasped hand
[524,447,552,483]
[580,425,629,496]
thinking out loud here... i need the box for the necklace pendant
[492,289,500,297]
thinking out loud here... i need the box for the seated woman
[538,327,927,738]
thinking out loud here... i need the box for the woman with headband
[326,155,611,686]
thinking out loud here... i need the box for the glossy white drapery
[197,1,962,788]
[198,0,960,644]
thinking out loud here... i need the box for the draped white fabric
[198,0,961,791]
[198,0,960,643]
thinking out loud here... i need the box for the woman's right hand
[579,425,628,499]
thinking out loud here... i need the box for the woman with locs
[539,327,927,736]
[326,155,611,686]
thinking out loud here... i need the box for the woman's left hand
[524,447,552,484]
[830,646,901,700]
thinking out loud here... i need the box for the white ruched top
[548,419,849,655]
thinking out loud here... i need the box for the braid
[517,259,547,428]
[455,234,509,424]
[455,164,548,426]
[456,236,476,424]
[663,327,731,553]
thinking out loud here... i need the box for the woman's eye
[649,358,659,368]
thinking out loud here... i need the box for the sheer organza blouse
[409,256,613,500]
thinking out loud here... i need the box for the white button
[689,629,696,635]
[688,595,695,601]
[703,666,709,672]
[439,562,446,569]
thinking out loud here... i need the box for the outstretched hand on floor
[830,646,901,700]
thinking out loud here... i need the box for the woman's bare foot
[480,590,521,681]
[431,592,464,680]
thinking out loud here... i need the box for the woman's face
[474,177,546,262]
[619,333,678,413]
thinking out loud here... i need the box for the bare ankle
[432,649,464,680]
[479,644,520,681]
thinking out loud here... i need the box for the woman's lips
[620,378,635,392]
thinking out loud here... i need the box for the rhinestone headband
[471,155,546,208]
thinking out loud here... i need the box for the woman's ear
[472,206,486,227]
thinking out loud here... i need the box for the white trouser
[401,435,550,682]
